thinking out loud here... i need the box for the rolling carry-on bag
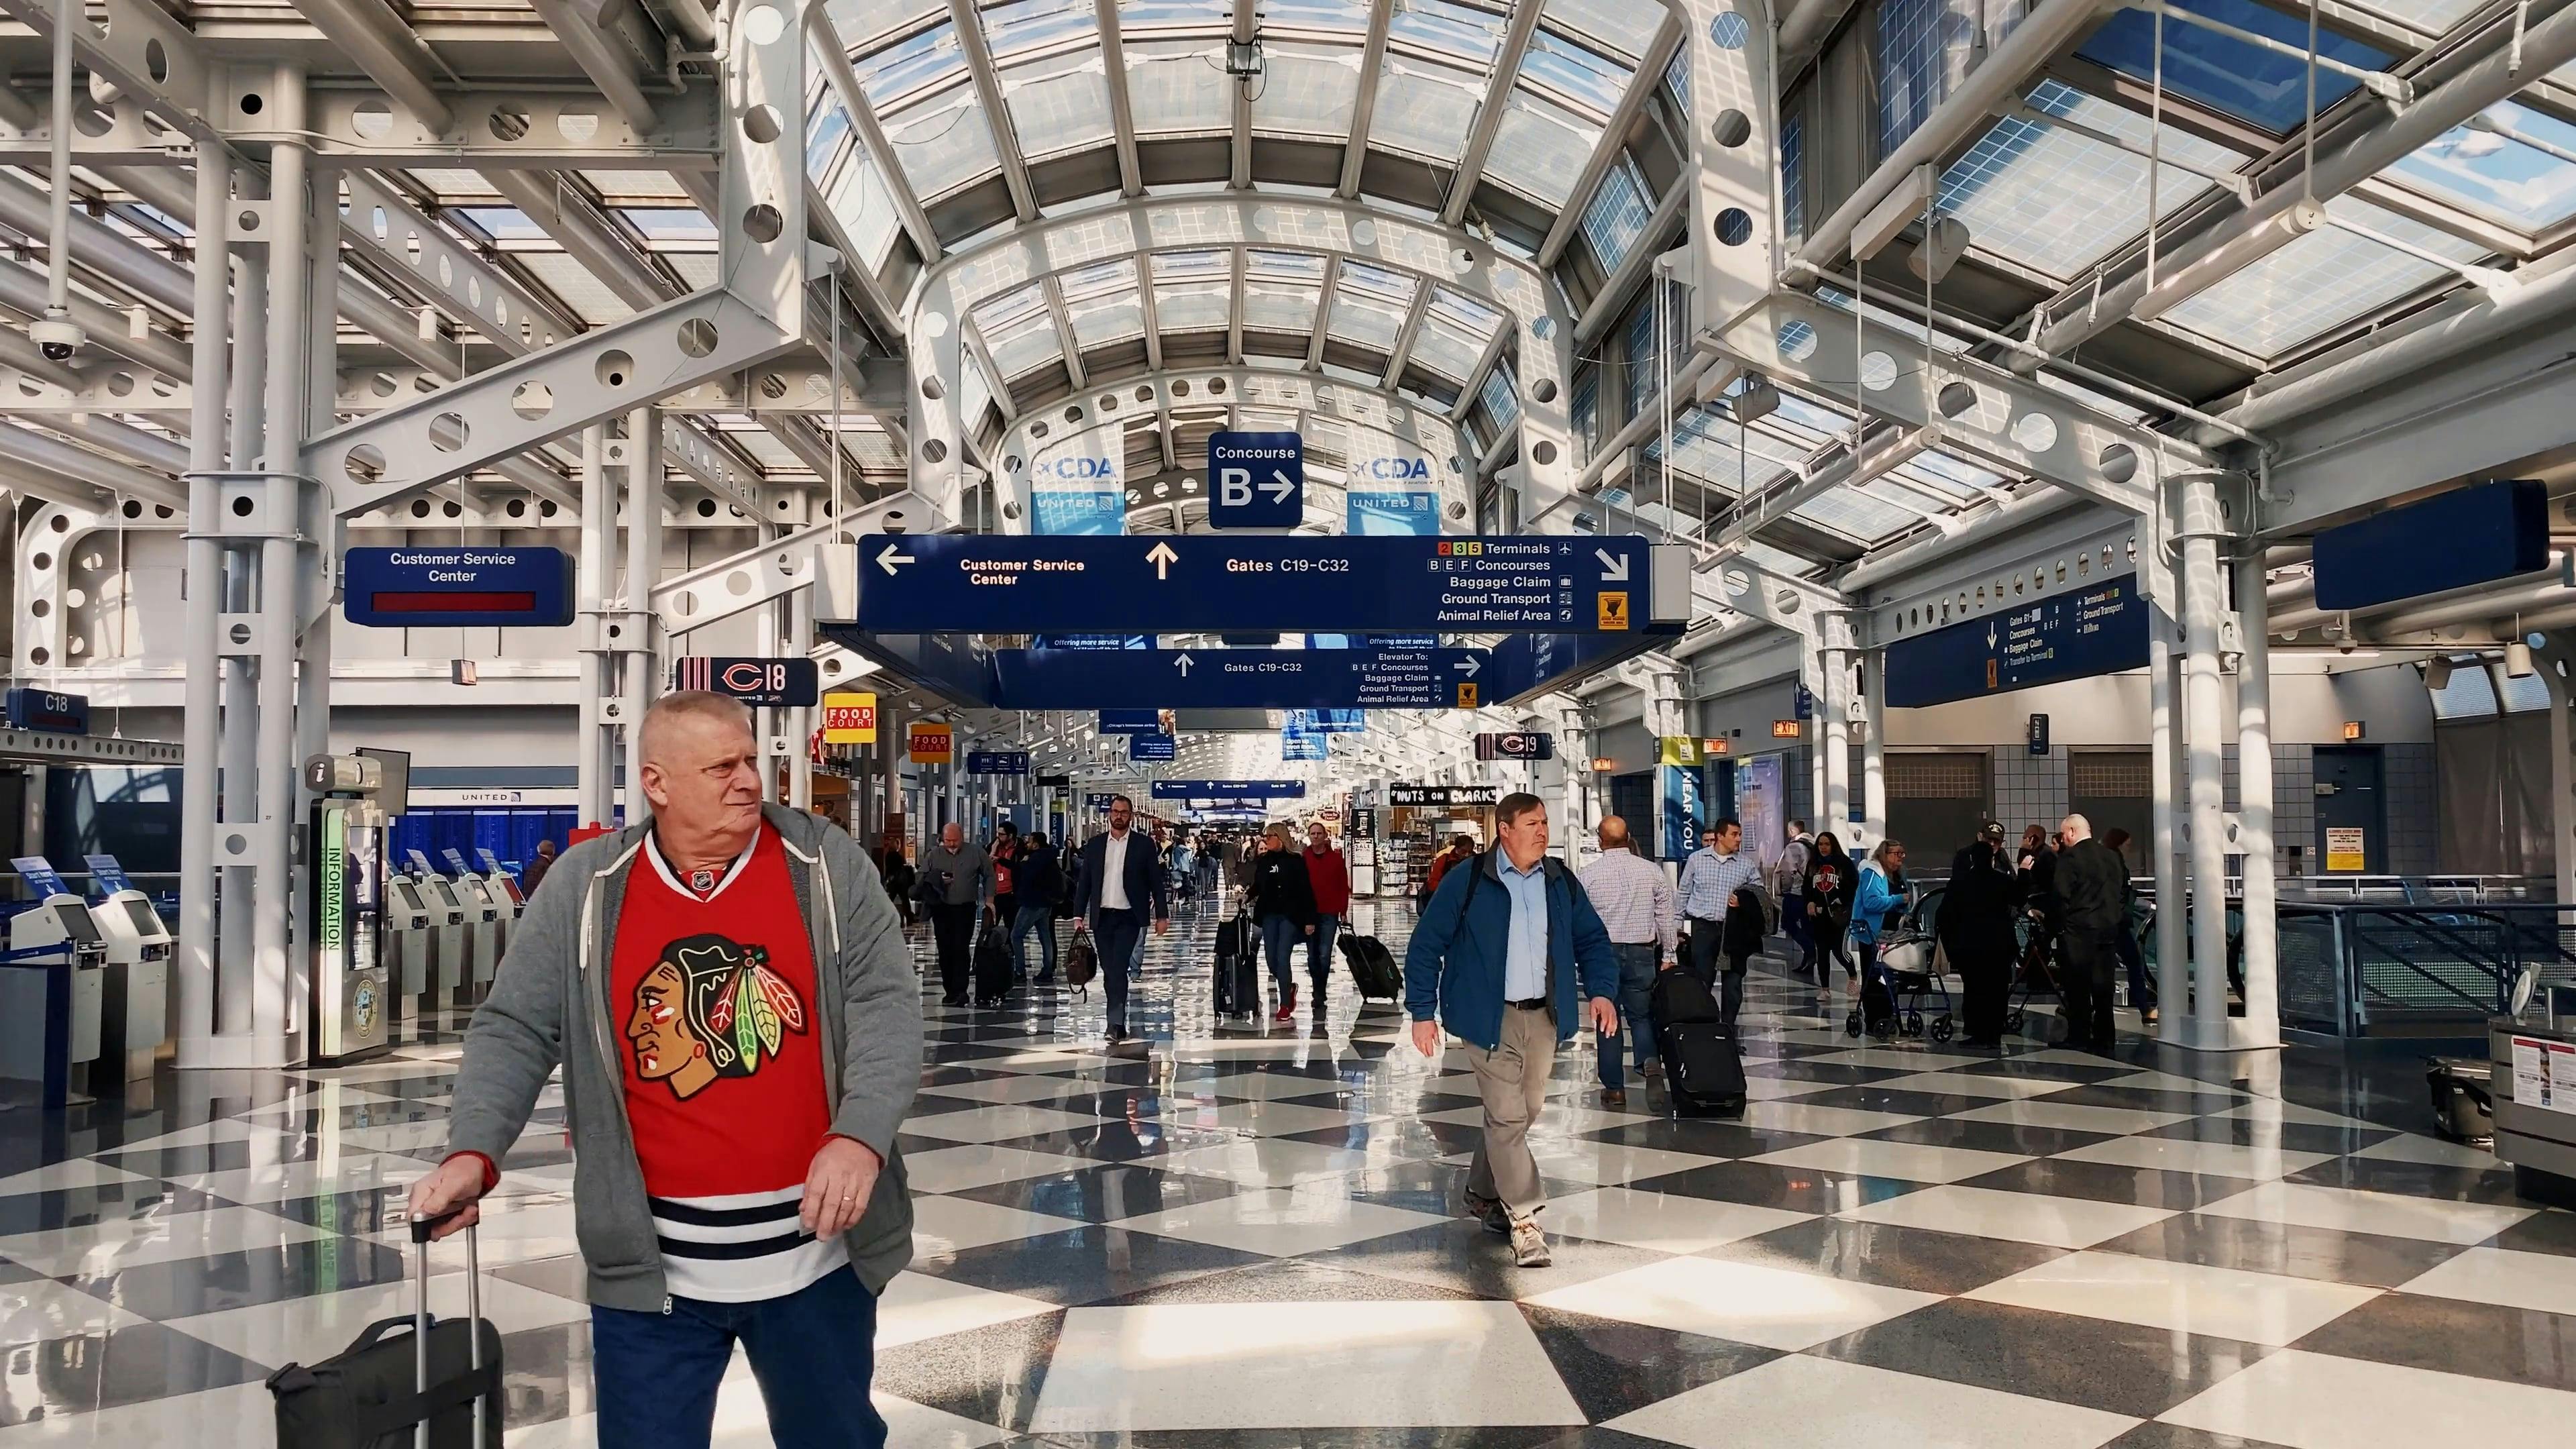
[269,1211,502,1448]
[1648,968,1745,1117]
[1338,933,1403,1002]
[1214,909,1260,1016]
[972,919,1016,1008]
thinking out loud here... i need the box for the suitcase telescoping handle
[409,1208,486,1449]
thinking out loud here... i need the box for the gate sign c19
[1207,431,1303,529]
[673,656,821,706]
[1474,732,1555,761]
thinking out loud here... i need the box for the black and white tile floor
[3,897,2574,1446]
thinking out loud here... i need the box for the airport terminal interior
[8,0,2576,1444]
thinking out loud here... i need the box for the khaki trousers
[1464,1004,1556,1218]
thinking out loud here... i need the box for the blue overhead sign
[1208,431,1303,529]
[991,645,1491,711]
[1884,574,2149,708]
[1287,710,1366,734]
[4,688,87,735]
[1128,732,1177,761]
[1150,780,1308,801]
[2312,478,2548,612]
[343,547,574,629]
[967,751,1030,775]
[1281,730,1328,761]
[856,533,1672,635]
[1097,710,1172,735]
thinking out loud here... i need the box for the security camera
[30,316,83,364]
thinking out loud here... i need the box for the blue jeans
[590,1267,886,1449]
[1305,912,1340,987]
[1596,942,1661,1088]
[1013,904,1058,979]
[1092,907,1143,1031]
[1261,914,1302,996]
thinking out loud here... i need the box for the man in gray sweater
[410,691,919,1449]
[916,820,991,1005]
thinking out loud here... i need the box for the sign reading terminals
[343,547,574,628]
[1208,431,1303,529]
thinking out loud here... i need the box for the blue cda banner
[1281,730,1328,762]
[1348,490,1439,535]
[1287,710,1365,734]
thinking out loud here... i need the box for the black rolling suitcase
[1338,932,1403,1003]
[269,1212,502,1448]
[1214,909,1259,1017]
[1649,969,1746,1117]
[2428,1058,2496,1143]
[973,920,1015,1008]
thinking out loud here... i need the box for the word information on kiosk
[857,535,1685,635]
[344,547,576,628]
[1884,574,2149,708]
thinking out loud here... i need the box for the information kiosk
[306,755,394,1065]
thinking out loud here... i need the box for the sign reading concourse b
[855,534,1686,635]
[1208,431,1303,529]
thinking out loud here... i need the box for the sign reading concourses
[1883,574,2149,709]
[856,535,1681,635]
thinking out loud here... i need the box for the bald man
[2053,812,2129,1054]
[1577,816,1678,1107]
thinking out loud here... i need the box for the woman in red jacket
[1303,821,1352,1013]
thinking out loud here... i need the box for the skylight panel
[1128,39,1232,135]
[2074,0,2390,134]
[1391,0,1508,65]
[827,0,948,52]
[1487,91,1602,207]
[1371,56,1486,162]
[881,86,1002,198]
[997,52,1115,160]
[1939,79,2248,277]
[2160,195,2487,356]
[1543,0,1664,60]
[1252,41,1364,138]
[2387,101,2576,230]
[1522,28,1633,117]
[851,20,969,105]
[980,0,1095,58]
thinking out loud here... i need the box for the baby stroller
[2003,908,2060,1035]
[1845,926,1953,1042]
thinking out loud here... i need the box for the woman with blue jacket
[1850,839,1909,1036]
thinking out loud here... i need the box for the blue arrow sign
[1884,574,2148,708]
[855,533,1668,635]
[1150,780,1308,801]
[990,645,1491,710]
[1208,431,1303,529]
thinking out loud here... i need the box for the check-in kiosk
[406,849,470,1012]
[80,853,170,1082]
[477,847,526,957]
[443,847,504,1000]
[1,857,107,1099]
[383,871,435,1022]
[307,755,394,1065]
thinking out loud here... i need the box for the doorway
[2314,745,2387,874]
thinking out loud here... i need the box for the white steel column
[2151,604,2188,1041]
[622,407,663,814]
[577,425,616,825]
[1860,649,1887,847]
[2178,474,2233,1050]
[1820,649,1851,841]
[2234,551,2280,1048]
[252,64,311,1062]
[217,203,265,1038]
[177,146,231,1059]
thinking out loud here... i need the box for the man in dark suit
[1077,794,1171,1040]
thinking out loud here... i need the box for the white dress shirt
[1100,829,1132,910]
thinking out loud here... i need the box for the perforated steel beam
[1339,0,1395,199]
[1095,0,1144,197]
[1441,0,1547,226]
[244,84,720,170]
[295,0,455,130]
[0,0,221,142]
[948,0,1037,223]
[342,171,584,352]
[808,7,940,263]
[306,0,811,515]
[1539,13,1682,269]
[482,168,674,311]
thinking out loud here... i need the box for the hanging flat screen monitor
[357,747,412,815]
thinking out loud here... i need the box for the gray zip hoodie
[443,803,920,1312]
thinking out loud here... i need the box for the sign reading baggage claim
[1883,574,2149,708]
[856,534,1683,635]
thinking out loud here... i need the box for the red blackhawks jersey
[612,825,845,1301]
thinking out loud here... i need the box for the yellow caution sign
[1598,591,1629,630]
[1456,682,1479,709]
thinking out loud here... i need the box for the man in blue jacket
[1405,792,1619,1268]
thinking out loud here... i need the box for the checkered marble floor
[5,895,2575,1448]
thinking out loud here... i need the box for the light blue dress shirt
[1498,854,1550,1000]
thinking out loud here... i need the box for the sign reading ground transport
[344,547,574,628]
[1883,574,2149,708]
[856,534,1682,635]
[991,645,1493,710]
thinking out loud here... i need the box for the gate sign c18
[4,688,88,735]
[1207,431,1303,529]
[343,547,575,628]
[673,656,820,707]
